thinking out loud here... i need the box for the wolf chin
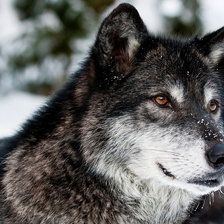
[1,3,224,224]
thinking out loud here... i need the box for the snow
[1,0,224,42]
[160,0,182,18]
[133,0,164,33]
[0,0,22,45]
[200,0,224,32]
[0,92,46,138]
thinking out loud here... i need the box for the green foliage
[23,80,63,96]
[10,0,114,95]
[5,0,202,95]
[163,0,202,37]
[83,0,115,14]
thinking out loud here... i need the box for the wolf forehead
[132,40,218,88]
[93,41,219,104]
[108,42,221,103]
[101,38,220,97]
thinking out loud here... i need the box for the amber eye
[153,95,169,107]
[208,100,219,113]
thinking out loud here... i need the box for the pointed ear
[92,3,148,86]
[196,27,224,64]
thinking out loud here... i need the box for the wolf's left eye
[153,95,171,108]
[208,100,219,113]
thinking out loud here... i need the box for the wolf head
[79,3,224,196]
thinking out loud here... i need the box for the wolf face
[80,4,224,196]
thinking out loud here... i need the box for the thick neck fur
[2,157,198,224]
[1,133,199,224]
[93,163,199,224]
[125,180,197,224]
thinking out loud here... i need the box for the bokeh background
[0,0,224,138]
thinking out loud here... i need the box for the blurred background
[0,0,224,138]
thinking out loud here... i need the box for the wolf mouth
[158,163,175,178]
[189,179,220,187]
[158,164,221,188]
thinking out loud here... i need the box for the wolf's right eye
[208,100,219,113]
[153,95,171,108]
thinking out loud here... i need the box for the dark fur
[1,3,224,223]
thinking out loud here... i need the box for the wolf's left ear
[92,3,148,85]
[196,27,224,64]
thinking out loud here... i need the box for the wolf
[1,3,224,224]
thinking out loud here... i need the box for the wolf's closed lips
[158,163,175,178]
[189,179,220,187]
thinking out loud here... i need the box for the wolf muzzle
[207,144,224,168]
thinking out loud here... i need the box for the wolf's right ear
[196,27,224,64]
[92,3,148,86]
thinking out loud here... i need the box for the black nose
[207,144,224,167]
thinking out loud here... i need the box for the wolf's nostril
[207,144,224,168]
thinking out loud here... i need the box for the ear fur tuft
[197,27,224,64]
[92,3,148,87]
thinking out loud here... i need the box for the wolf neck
[102,168,198,224]
[130,179,197,224]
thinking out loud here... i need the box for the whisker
[211,191,215,204]
[218,191,224,199]
[149,148,180,155]
[201,197,206,209]
[208,193,212,206]
[220,187,224,195]
[193,201,201,212]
